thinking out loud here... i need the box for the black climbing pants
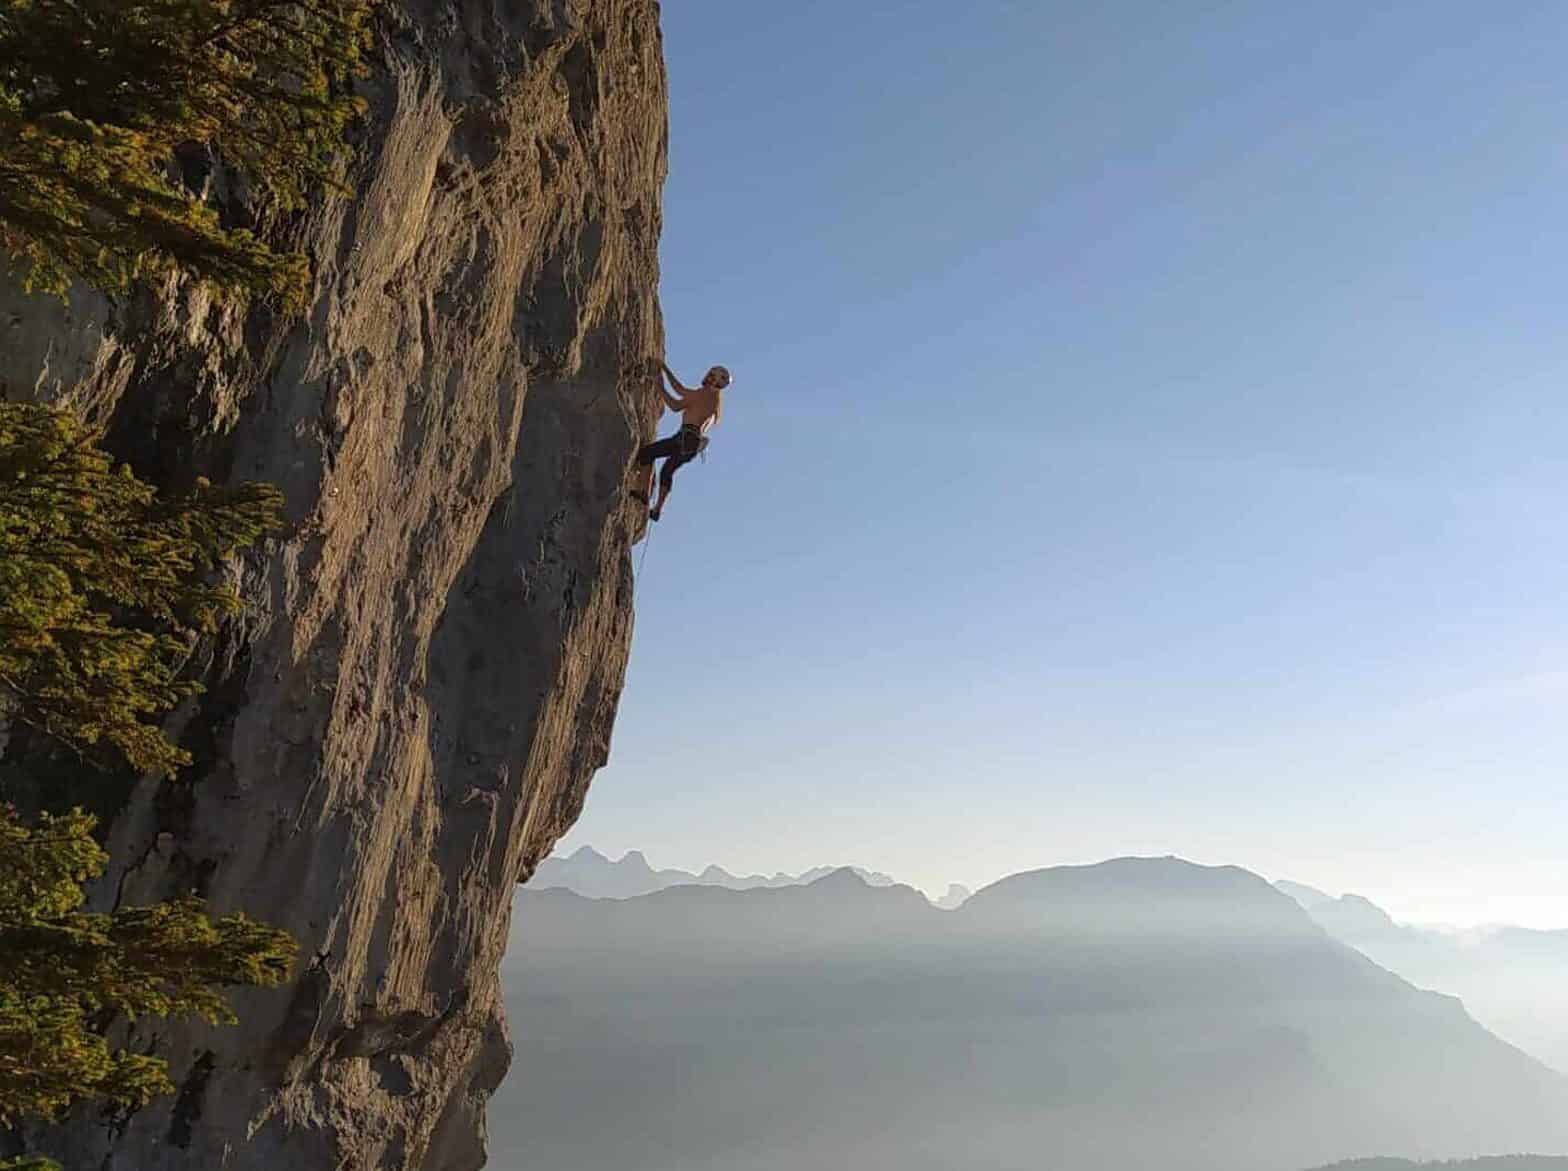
[637,425,706,489]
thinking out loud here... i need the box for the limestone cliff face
[0,2,666,1167]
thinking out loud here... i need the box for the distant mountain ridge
[1276,880,1568,1072]
[1277,880,1400,936]
[528,844,901,899]
[971,856,1324,939]
[497,855,1568,1171]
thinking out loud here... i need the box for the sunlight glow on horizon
[550,840,1568,933]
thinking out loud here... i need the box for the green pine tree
[0,402,296,1170]
[0,0,374,309]
[0,401,283,776]
[0,808,295,1145]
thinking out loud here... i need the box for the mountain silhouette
[527,844,899,899]
[967,856,1326,939]
[494,856,1568,1171]
[1277,880,1568,1072]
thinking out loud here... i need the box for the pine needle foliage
[0,807,296,1142]
[0,401,284,776]
[0,404,295,1167]
[0,0,374,309]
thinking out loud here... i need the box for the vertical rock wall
[0,1,667,1166]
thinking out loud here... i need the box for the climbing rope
[636,510,656,579]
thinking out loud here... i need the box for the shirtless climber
[631,361,731,521]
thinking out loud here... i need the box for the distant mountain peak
[530,848,918,901]
[807,866,873,890]
[1277,881,1399,938]
[964,856,1320,940]
[978,854,1274,894]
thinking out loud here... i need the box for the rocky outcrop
[0,2,667,1167]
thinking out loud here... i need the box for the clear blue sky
[560,0,1568,928]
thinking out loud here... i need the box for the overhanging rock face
[1,2,667,1166]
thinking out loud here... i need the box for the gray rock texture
[1,1,667,1167]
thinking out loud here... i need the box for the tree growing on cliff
[0,0,374,309]
[0,401,283,776]
[0,401,295,1169]
[0,807,295,1160]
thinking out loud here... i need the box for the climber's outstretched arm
[660,362,690,393]
[657,380,686,413]
[656,362,688,412]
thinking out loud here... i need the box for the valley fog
[490,858,1568,1171]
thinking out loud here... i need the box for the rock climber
[631,360,731,521]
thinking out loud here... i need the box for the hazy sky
[560,0,1568,928]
